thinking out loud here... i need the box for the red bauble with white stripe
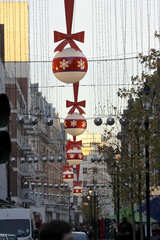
[66,147,83,165]
[64,113,87,136]
[63,169,74,183]
[73,186,82,196]
[52,48,88,84]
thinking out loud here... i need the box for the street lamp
[87,195,91,201]
[86,194,92,226]
[141,83,153,240]
[88,189,93,195]
[114,150,120,226]
[87,187,98,240]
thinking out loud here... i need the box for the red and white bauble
[73,186,82,196]
[66,147,83,165]
[63,169,74,183]
[64,113,87,136]
[52,48,88,84]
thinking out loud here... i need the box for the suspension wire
[147,0,151,52]
[114,0,120,113]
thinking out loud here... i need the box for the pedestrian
[117,217,133,240]
[88,226,94,240]
[40,220,73,240]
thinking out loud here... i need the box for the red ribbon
[73,180,82,187]
[66,140,82,152]
[66,100,85,114]
[66,82,86,114]
[54,0,85,52]
[76,164,80,181]
[63,164,73,171]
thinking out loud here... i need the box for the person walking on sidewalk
[117,217,133,240]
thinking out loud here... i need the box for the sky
[27,0,160,135]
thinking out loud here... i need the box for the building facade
[0,1,69,222]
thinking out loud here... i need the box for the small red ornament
[73,181,82,196]
[64,113,87,136]
[66,147,83,165]
[52,48,88,84]
[63,169,74,183]
[73,186,82,195]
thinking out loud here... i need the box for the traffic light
[0,93,11,164]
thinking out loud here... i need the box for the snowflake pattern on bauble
[59,59,69,70]
[77,59,85,70]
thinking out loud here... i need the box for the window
[0,220,30,237]
[73,196,78,205]
[93,168,98,174]
[83,168,87,174]
[83,181,87,187]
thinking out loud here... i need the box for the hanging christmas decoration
[30,116,38,125]
[62,165,74,183]
[106,116,115,126]
[46,117,53,126]
[73,181,82,196]
[66,140,82,151]
[53,0,87,191]
[17,115,24,124]
[64,113,87,136]
[66,147,83,165]
[54,0,84,52]
[94,117,102,126]
[66,82,85,114]
[52,48,88,84]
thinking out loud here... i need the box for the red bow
[73,180,82,187]
[66,140,82,151]
[66,82,86,114]
[54,0,85,52]
[54,31,84,52]
[66,100,85,114]
[63,164,73,171]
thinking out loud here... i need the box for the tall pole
[7,122,11,202]
[144,118,150,240]
[90,197,92,226]
[117,165,120,226]
[93,190,97,240]
[68,190,71,224]
[7,159,11,202]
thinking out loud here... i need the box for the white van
[0,208,34,240]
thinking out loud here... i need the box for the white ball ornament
[63,169,74,183]
[52,48,88,84]
[66,147,84,165]
[64,113,87,136]
[107,116,115,126]
[73,186,82,196]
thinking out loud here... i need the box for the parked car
[72,232,88,240]
[7,235,17,240]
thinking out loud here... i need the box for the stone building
[0,1,69,222]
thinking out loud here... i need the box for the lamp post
[87,194,92,225]
[114,151,120,226]
[141,83,155,240]
[142,84,152,240]
[68,190,71,223]
[66,187,73,224]
[145,119,150,240]
[88,187,98,240]
[116,165,120,226]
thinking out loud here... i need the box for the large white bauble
[52,48,88,84]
